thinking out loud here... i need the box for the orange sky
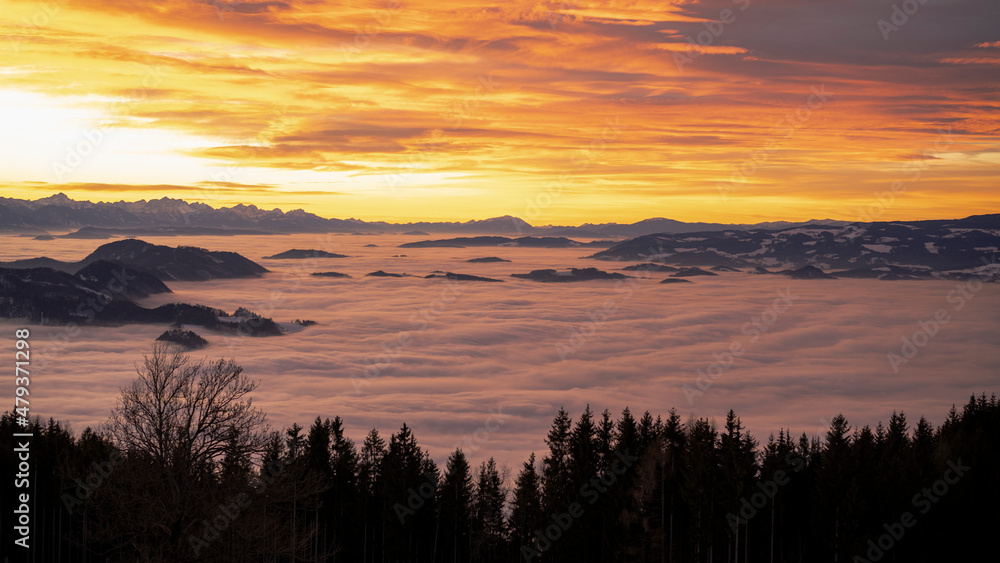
[1,0,998,224]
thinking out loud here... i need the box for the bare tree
[108,342,267,472]
[98,343,271,562]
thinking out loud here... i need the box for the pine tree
[718,410,758,562]
[616,407,640,456]
[440,448,474,562]
[816,414,852,559]
[660,408,686,563]
[542,407,573,515]
[286,422,306,462]
[681,417,718,558]
[359,428,386,562]
[638,410,655,454]
[509,452,543,560]
[472,457,507,562]
[567,405,600,561]
[381,424,439,560]
[220,426,254,489]
[328,416,361,559]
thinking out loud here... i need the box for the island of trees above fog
[1,346,995,562]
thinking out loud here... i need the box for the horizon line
[7,192,997,229]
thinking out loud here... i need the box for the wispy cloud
[0,0,997,222]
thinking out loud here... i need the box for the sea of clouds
[3,233,998,470]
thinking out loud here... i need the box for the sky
[1,0,998,224]
[5,234,999,469]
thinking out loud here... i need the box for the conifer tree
[440,448,474,562]
[509,452,543,560]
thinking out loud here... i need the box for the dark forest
[2,347,996,562]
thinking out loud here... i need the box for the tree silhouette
[509,452,543,559]
[2,349,996,563]
[101,343,269,560]
[472,457,507,562]
[440,448,473,562]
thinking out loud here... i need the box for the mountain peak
[37,193,74,204]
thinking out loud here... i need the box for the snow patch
[862,244,892,253]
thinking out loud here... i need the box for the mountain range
[1,194,850,237]
[588,214,1000,275]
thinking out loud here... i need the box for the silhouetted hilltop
[366,270,406,277]
[780,265,837,279]
[156,328,208,349]
[0,239,269,281]
[424,272,503,282]
[0,266,282,335]
[74,259,172,299]
[511,267,630,282]
[264,249,347,259]
[466,256,511,263]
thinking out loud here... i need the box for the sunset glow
[2,0,998,223]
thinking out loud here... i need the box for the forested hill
[2,391,996,562]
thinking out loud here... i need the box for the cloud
[10,235,999,469]
[0,0,996,223]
